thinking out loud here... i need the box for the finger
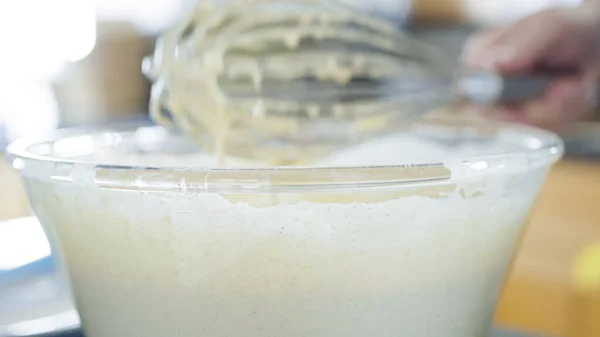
[461,28,506,69]
[577,49,600,113]
[479,105,530,125]
[489,77,596,126]
[583,49,600,81]
[480,76,597,127]
[531,77,595,123]
[476,10,573,73]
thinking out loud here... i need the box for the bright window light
[0,218,51,271]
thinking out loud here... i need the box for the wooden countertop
[496,159,600,337]
[412,0,464,23]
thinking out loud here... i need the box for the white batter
[22,132,547,337]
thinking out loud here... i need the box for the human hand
[462,2,600,128]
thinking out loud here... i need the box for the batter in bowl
[13,123,555,337]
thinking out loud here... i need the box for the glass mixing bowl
[6,118,562,337]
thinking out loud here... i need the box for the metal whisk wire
[143,0,451,163]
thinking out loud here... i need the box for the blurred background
[0,1,599,337]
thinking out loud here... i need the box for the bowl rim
[5,120,564,193]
